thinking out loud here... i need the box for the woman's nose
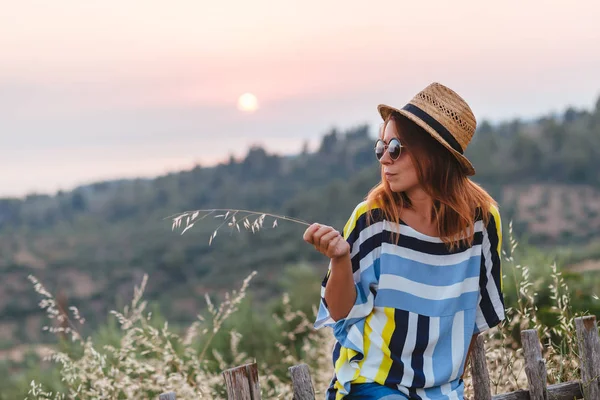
[379,151,392,165]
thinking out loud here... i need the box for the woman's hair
[366,112,497,251]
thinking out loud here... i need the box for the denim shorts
[344,383,408,399]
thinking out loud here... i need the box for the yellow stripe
[343,201,372,239]
[375,307,396,383]
[489,204,503,291]
[333,347,349,400]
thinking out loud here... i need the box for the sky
[1,0,599,198]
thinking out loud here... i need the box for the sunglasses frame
[375,138,403,161]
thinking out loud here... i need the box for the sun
[237,93,259,113]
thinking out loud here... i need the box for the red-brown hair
[366,112,497,250]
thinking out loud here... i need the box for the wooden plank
[245,362,262,400]
[575,316,600,400]
[521,329,548,400]
[492,381,583,400]
[223,363,253,400]
[158,393,176,400]
[288,363,316,400]
[471,335,492,400]
[545,381,584,399]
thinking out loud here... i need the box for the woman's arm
[324,252,357,321]
[304,223,355,321]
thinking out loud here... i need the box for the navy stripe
[350,226,483,268]
[401,103,464,154]
[384,229,484,255]
[478,256,496,326]
[411,315,430,388]
[332,341,341,368]
[384,309,409,386]
[351,233,381,271]
[326,373,338,400]
[408,387,423,400]
[346,208,386,246]
[478,213,504,328]
[486,213,503,293]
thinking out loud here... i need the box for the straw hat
[378,82,477,176]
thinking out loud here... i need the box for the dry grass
[169,209,310,245]
[24,219,590,399]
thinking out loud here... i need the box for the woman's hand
[303,223,350,260]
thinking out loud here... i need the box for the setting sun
[237,93,259,113]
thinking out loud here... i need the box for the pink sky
[1,0,600,197]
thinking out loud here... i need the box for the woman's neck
[404,187,434,222]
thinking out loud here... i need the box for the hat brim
[377,104,476,176]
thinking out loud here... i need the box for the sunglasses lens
[388,139,401,160]
[375,140,385,160]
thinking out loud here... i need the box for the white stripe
[345,292,374,321]
[450,311,465,380]
[441,383,460,400]
[384,221,445,243]
[416,388,431,400]
[475,307,490,333]
[336,361,357,395]
[354,247,380,281]
[440,383,451,395]
[350,221,384,258]
[397,385,410,398]
[378,275,479,300]
[358,307,388,380]
[382,242,482,266]
[349,219,485,259]
[423,317,440,387]
[399,312,418,387]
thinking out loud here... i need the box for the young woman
[303,83,505,400]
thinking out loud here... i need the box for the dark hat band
[401,103,464,154]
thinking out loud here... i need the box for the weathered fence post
[158,393,176,400]
[575,316,600,400]
[470,334,492,400]
[222,362,262,400]
[288,363,316,400]
[521,329,548,400]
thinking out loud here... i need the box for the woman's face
[379,119,421,194]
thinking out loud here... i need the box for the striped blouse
[314,201,505,400]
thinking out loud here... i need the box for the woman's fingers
[319,230,339,251]
[303,223,345,257]
[303,223,321,243]
[312,225,333,248]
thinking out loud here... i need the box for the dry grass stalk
[168,209,310,245]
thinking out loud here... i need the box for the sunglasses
[375,138,403,161]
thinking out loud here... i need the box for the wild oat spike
[171,208,311,245]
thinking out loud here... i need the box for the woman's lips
[384,172,396,179]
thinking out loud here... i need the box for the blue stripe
[422,385,446,400]
[358,259,381,297]
[432,314,455,388]
[374,289,479,317]
[379,253,480,286]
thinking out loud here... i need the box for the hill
[1,95,600,349]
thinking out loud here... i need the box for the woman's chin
[388,183,404,193]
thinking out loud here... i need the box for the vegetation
[1,95,600,397]
[1,226,598,399]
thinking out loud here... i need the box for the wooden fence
[159,315,600,399]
